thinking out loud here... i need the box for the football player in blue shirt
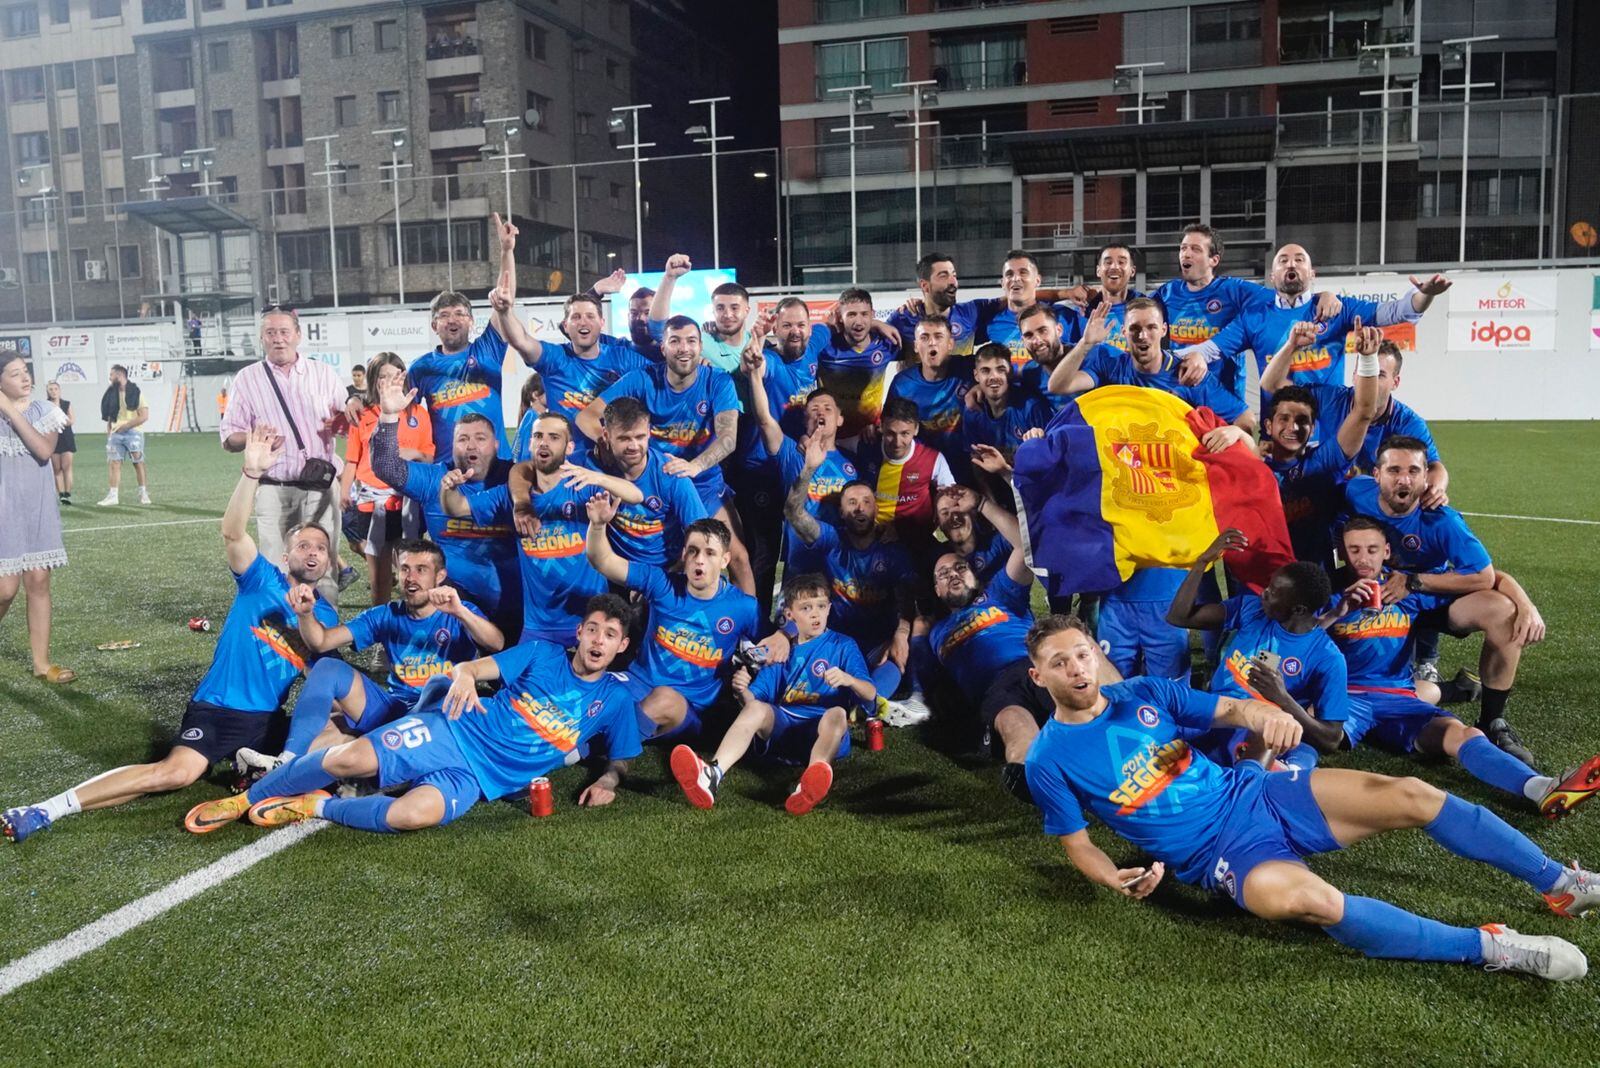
[1299,340,1448,492]
[407,214,520,460]
[1177,244,1448,400]
[185,596,644,835]
[887,252,983,355]
[497,288,652,418]
[1169,534,1352,770]
[580,396,707,567]
[671,573,876,816]
[580,315,750,593]
[785,439,916,712]
[934,483,1015,584]
[4,427,337,843]
[1256,317,1383,566]
[1324,518,1600,819]
[646,253,754,373]
[1082,243,1143,351]
[975,248,1085,376]
[1342,436,1546,766]
[585,497,787,743]
[886,314,973,476]
[817,287,904,441]
[1022,614,1596,978]
[439,410,643,645]
[234,540,504,776]
[369,380,519,636]
[961,342,1051,462]
[1152,223,1278,400]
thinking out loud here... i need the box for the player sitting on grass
[671,573,876,816]
[1022,614,1599,981]
[183,596,641,835]
[1168,532,1350,770]
[1323,517,1600,818]
[4,426,338,844]
[584,494,789,743]
[234,539,504,778]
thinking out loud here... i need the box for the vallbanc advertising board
[1444,274,1558,351]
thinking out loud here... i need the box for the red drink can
[187,617,212,633]
[529,777,554,817]
[1366,580,1383,612]
[866,718,885,752]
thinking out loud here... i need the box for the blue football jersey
[887,361,973,465]
[748,629,871,714]
[929,570,1036,702]
[468,480,609,643]
[963,392,1052,459]
[402,460,519,624]
[599,363,739,504]
[628,561,761,712]
[589,447,708,566]
[887,298,985,356]
[345,600,488,700]
[1341,476,1491,576]
[1078,345,1247,424]
[817,334,899,439]
[805,523,914,650]
[1309,386,1439,475]
[1325,582,1448,690]
[408,326,510,460]
[538,335,651,416]
[1209,594,1349,725]
[1154,275,1273,400]
[1266,440,1355,567]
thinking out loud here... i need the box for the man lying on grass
[1022,613,1600,981]
[184,595,641,835]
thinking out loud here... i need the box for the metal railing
[429,108,485,132]
[930,57,1026,92]
[816,66,909,97]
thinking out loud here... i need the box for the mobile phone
[1119,870,1149,890]
[1254,650,1282,672]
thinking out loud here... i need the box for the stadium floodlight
[892,80,940,263]
[374,126,413,303]
[610,104,655,272]
[17,162,57,321]
[1114,62,1166,125]
[688,96,733,267]
[1359,41,1414,266]
[828,84,874,285]
[307,133,344,307]
[1441,35,1499,262]
[484,115,526,223]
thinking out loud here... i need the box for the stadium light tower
[306,134,343,307]
[483,115,525,220]
[686,96,732,268]
[892,80,939,265]
[1359,42,1413,266]
[17,164,58,322]
[828,84,873,285]
[1113,62,1165,124]
[610,104,654,272]
[374,127,412,303]
[1441,35,1499,263]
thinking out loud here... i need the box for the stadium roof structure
[123,195,255,235]
[1004,116,1278,175]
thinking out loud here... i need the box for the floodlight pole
[612,104,654,272]
[375,127,412,303]
[19,164,57,322]
[828,84,872,285]
[893,80,939,264]
[1442,34,1499,263]
[307,134,342,306]
[1360,42,1412,266]
[688,96,733,268]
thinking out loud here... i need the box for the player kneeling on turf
[672,573,876,815]
[184,596,641,835]
[1023,614,1598,980]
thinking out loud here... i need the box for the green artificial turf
[0,424,1596,1065]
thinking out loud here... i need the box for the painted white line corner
[0,820,325,999]
[1458,511,1600,527]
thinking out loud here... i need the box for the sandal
[33,665,77,684]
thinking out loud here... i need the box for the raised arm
[0,395,59,462]
[438,466,475,518]
[574,397,606,443]
[428,584,506,654]
[369,381,418,492]
[487,212,517,337]
[223,424,282,574]
[1334,318,1384,459]
[740,325,786,457]
[582,491,631,585]
[289,582,352,653]
[1259,319,1319,395]
[649,253,691,325]
[782,437,827,547]
[489,268,543,366]
[1167,529,1246,630]
[1047,301,1110,396]
[1406,273,1451,316]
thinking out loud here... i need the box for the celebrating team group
[6,213,1598,983]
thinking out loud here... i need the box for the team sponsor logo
[395,658,454,687]
[181,727,204,741]
[653,421,711,449]
[939,604,1011,655]
[1109,738,1193,813]
[1102,428,1203,523]
[381,729,404,750]
[1402,534,1422,551]
[431,381,493,409]
[1330,607,1410,640]
[442,517,514,539]
[521,529,586,559]
[1136,704,1160,728]
[716,617,735,634]
[1468,320,1533,348]
[46,359,91,384]
[654,625,725,669]
[508,692,580,750]
[1281,656,1303,677]
[1288,347,1333,372]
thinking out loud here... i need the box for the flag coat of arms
[1012,385,1294,596]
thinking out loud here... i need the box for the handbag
[260,360,337,490]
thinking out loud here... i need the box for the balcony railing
[930,57,1025,92]
[816,0,904,20]
[429,107,484,132]
[425,36,479,60]
[816,65,909,98]
[152,60,194,94]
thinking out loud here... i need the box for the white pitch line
[62,517,220,535]
[0,820,324,999]
[1459,511,1600,527]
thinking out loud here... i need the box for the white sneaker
[1544,862,1600,918]
[1480,924,1588,981]
[234,747,285,774]
[880,693,932,727]
[96,491,118,507]
[137,488,151,505]
[670,744,720,809]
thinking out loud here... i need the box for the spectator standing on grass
[98,363,151,506]
[0,350,74,684]
[220,306,348,601]
[44,380,76,505]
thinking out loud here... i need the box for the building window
[2,4,41,39]
[335,94,357,126]
[575,112,592,135]
[335,163,358,193]
[608,181,622,208]
[818,0,903,20]
[277,229,361,270]
[578,175,593,198]
[96,56,116,84]
[90,0,119,14]
[200,0,222,9]
[816,37,908,96]
[14,131,50,163]
[71,248,91,280]
[67,191,85,218]
[573,48,588,71]
[605,57,619,83]
[1191,1,1261,72]
[524,21,545,60]
[18,196,45,226]
[61,127,80,153]
[931,30,1025,90]
[390,219,483,266]
[111,243,140,277]
[48,0,67,22]
[374,18,398,52]
[25,252,52,285]
[526,91,550,130]
[216,175,237,202]
[207,40,230,72]
[528,163,552,201]
[7,66,46,100]
[331,23,352,57]
[213,108,234,139]
[104,187,125,217]
[53,61,74,90]
[376,90,400,123]
[141,0,186,24]
[101,122,121,149]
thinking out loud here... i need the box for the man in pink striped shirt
[220,307,348,600]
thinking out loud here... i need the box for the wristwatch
[1404,572,1424,593]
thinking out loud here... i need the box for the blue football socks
[1324,894,1482,963]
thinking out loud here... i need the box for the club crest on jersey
[811,660,829,677]
[1136,705,1160,728]
[645,495,664,511]
[1281,656,1303,677]
[1206,298,1223,314]
[181,727,204,741]
[716,617,735,634]
[870,351,886,365]
[381,729,403,750]
[696,400,710,415]
[843,463,857,476]
[407,415,419,428]
[951,322,965,338]
[587,699,604,718]
[562,502,577,519]
[1402,534,1422,551]
[435,628,452,647]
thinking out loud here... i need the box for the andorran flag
[1012,385,1293,596]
